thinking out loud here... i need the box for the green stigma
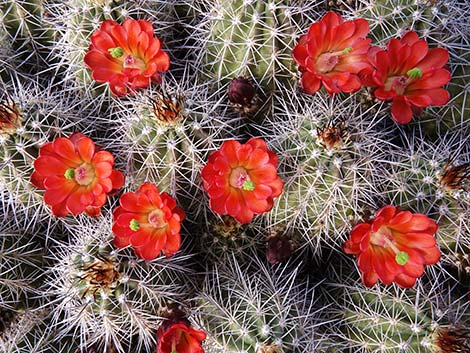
[407,67,423,79]
[108,47,124,58]
[64,169,75,179]
[129,219,140,231]
[171,351,178,353]
[396,251,410,266]
[342,47,353,54]
[242,180,255,191]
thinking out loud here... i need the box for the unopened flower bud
[228,77,256,105]
[266,233,294,265]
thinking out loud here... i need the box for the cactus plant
[0,2,469,353]
[334,0,447,45]
[44,214,192,353]
[0,217,52,352]
[379,129,470,269]
[0,76,88,223]
[0,219,44,311]
[259,92,390,251]
[326,266,470,352]
[0,0,54,70]
[197,215,266,263]
[109,71,242,220]
[194,253,330,353]
[185,0,323,116]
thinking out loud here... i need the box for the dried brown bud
[227,77,258,114]
[257,343,284,353]
[150,92,185,124]
[436,327,470,352]
[79,255,121,298]
[316,122,346,150]
[0,98,21,135]
[439,161,470,191]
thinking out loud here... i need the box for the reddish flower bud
[266,232,294,265]
[227,77,258,114]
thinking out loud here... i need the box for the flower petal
[300,71,321,94]
[391,95,413,124]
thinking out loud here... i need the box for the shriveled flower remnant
[84,18,170,96]
[292,11,372,95]
[112,182,185,260]
[157,322,206,353]
[343,205,440,288]
[0,97,21,135]
[201,138,283,224]
[31,133,125,217]
[364,31,450,124]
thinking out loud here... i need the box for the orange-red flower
[31,133,125,217]
[84,18,170,96]
[157,322,206,353]
[112,183,185,260]
[343,205,440,288]
[292,11,372,95]
[364,31,450,124]
[201,138,283,224]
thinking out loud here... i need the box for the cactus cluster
[194,254,330,353]
[44,215,191,352]
[324,264,470,352]
[0,0,469,352]
[0,76,88,225]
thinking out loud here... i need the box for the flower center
[123,54,147,73]
[369,226,410,265]
[369,225,394,247]
[129,219,140,231]
[407,67,423,79]
[316,53,339,73]
[316,47,352,73]
[384,75,409,95]
[148,209,166,228]
[65,163,95,186]
[229,167,253,189]
[108,46,124,58]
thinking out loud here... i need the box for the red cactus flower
[84,18,170,96]
[364,31,450,124]
[292,11,372,95]
[157,322,206,353]
[201,138,283,224]
[31,133,125,217]
[112,183,185,260]
[343,205,440,288]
